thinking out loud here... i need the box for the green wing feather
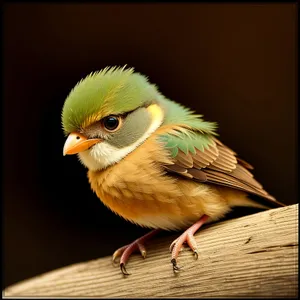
[157,97,218,158]
[159,132,214,158]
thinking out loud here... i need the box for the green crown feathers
[61,66,218,138]
[61,66,158,134]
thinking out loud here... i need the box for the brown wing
[164,137,284,207]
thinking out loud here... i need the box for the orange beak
[63,132,102,156]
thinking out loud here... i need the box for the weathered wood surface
[3,204,298,298]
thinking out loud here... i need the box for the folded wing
[159,131,284,207]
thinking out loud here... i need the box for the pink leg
[170,214,209,272]
[112,229,160,275]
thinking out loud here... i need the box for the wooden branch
[3,204,298,298]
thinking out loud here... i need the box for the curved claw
[137,242,147,258]
[120,263,131,276]
[112,245,128,264]
[171,258,182,272]
[112,252,120,264]
[112,258,120,267]
[193,250,199,260]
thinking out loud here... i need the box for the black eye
[103,116,120,131]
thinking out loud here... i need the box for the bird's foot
[169,214,209,273]
[112,229,160,276]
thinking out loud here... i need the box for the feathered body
[87,129,251,231]
[62,66,282,233]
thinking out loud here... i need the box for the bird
[61,66,284,275]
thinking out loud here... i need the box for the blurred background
[3,3,297,289]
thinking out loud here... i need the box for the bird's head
[61,66,164,171]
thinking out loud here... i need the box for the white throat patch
[78,105,164,171]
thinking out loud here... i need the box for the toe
[112,245,128,263]
[169,238,178,253]
[187,232,198,253]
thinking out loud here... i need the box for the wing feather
[160,132,284,207]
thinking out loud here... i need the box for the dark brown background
[3,3,297,289]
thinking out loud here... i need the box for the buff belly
[88,169,246,231]
[86,133,252,231]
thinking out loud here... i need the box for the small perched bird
[62,66,284,275]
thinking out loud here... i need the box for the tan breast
[87,130,244,230]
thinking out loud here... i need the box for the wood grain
[3,204,298,298]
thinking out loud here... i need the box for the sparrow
[62,66,284,275]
